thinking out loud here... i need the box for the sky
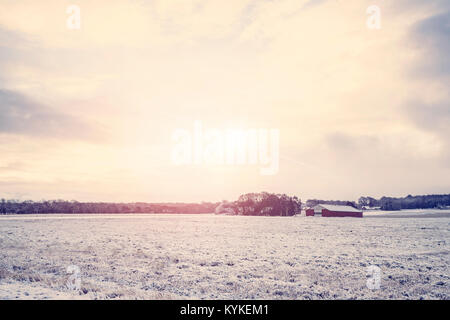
[0,0,449,203]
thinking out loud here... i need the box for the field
[0,212,449,299]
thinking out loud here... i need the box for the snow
[0,213,448,299]
[314,204,362,213]
[363,209,450,218]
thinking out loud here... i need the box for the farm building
[306,204,363,217]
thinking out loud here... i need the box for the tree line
[0,192,302,216]
[358,194,450,211]
[1,193,448,215]
[304,194,450,211]
[0,199,217,215]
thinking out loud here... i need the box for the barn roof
[314,204,362,213]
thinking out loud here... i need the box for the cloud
[324,129,443,169]
[410,10,450,78]
[403,100,450,165]
[0,89,105,141]
[0,27,36,85]
[0,0,449,201]
[404,8,450,164]
[0,0,258,48]
[406,101,450,131]
[301,0,328,10]
[326,132,380,153]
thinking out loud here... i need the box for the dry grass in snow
[0,213,448,299]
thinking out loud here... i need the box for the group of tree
[215,192,302,216]
[0,199,217,215]
[358,194,450,211]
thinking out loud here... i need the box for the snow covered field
[363,209,450,218]
[0,213,448,300]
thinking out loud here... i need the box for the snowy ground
[0,213,448,300]
[363,209,450,218]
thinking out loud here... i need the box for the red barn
[307,204,363,217]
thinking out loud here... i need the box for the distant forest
[0,193,449,215]
[0,200,217,215]
[357,194,450,211]
[0,192,301,216]
[306,194,450,211]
